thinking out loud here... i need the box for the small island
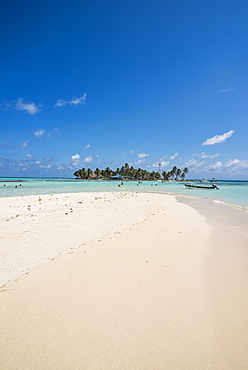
[74,163,188,181]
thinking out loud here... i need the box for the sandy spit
[0,192,247,369]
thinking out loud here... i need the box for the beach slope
[0,192,247,369]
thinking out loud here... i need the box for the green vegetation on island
[74,163,188,181]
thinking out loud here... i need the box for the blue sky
[1,0,247,179]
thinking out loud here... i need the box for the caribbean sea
[0,177,247,211]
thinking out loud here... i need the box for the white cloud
[225,159,240,167]
[71,154,80,160]
[170,153,178,160]
[220,87,236,93]
[210,161,222,169]
[134,159,146,166]
[54,100,66,107]
[0,153,59,173]
[54,94,86,107]
[34,129,46,137]
[192,151,220,159]
[152,160,169,168]
[207,159,248,174]
[20,140,29,148]
[202,130,235,145]
[70,154,81,167]
[18,162,27,168]
[186,159,198,166]
[1,98,42,114]
[160,155,167,161]
[15,98,43,115]
[161,160,170,167]
[84,156,93,164]
[138,153,149,158]
[46,128,60,138]
[202,153,219,159]
[37,164,52,169]
[185,159,206,172]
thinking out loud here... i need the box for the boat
[185,183,219,190]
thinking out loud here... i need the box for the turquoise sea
[0,177,248,211]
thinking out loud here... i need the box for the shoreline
[1,179,248,212]
[0,191,248,368]
[178,195,248,368]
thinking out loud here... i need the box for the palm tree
[183,167,188,176]
[73,164,189,182]
[124,163,129,171]
[175,168,181,180]
[95,168,101,178]
[74,168,86,179]
[123,163,131,178]
[162,171,169,180]
[150,171,160,180]
[143,171,149,180]
[74,170,81,178]
[180,167,188,180]
[79,168,86,179]
[105,167,112,179]
[171,166,178,180]
[135,168,143,180]
[86,168,93,179]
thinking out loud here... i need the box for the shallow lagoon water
[0,178,247,210]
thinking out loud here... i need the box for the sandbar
[0,192,247,369]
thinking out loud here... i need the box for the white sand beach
[0,192,248,369]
